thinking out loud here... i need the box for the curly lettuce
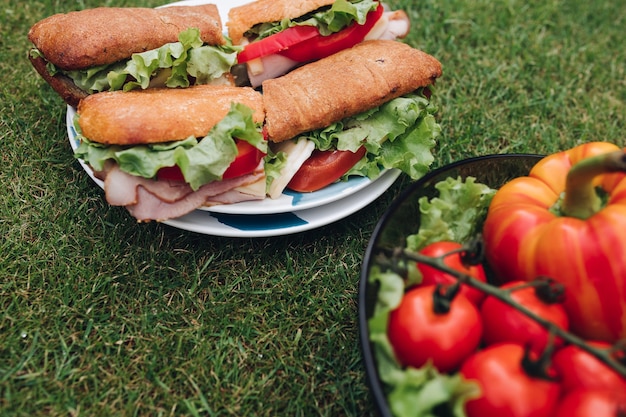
[406,177,497,251]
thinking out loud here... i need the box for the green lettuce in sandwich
[27,5,238,106]
[72,84,268,222]
[262,39,443,196]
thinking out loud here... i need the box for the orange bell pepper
[483,142,626,342]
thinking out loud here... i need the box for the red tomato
[237,25,320,63]
[552,342,626,395]
[387,284,482,373]
[287,146,367,192]
[237,3,384,64]
[554,389,626,417]
[480,281,569,354]
[156,139,265,182]
[155,165,186,182]
[460,343,561,417]
[222,139,265,179]
[417,241,487,306]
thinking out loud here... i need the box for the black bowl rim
[358,153,544,417]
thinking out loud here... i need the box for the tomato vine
[375,238,626,378]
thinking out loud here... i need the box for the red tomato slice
[237,3,384,64]
[237,25,320,64]
[222,139,265,179]
[280,3,384,62]
[156,139,265,182]
[287,146,367,193]
[156,165,186,182]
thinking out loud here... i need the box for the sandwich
[73,84,267,222]
[227,0,411,87]
[262,39,443,197]
[28,5,238,107]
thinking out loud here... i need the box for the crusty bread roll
[28,5,226,107]
[77,85,265,146]
[28,5,224,70]
[262,40,442,143]
[227,0,335,45]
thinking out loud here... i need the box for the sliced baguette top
[262,40,442,143]
[227,0,335,45]
[28,5,224,70]
[77,85,265,146]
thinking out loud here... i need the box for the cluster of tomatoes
[386,241,626,417]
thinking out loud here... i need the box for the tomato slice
[156,139,265,182]
[237,25,320,63]
[156,165,186,182]
[222,139,265,179]
[281,4,384,62]
[237,3,384,64]
[287,146,367,192]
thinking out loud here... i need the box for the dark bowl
[358,154,544,416]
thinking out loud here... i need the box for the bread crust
[227,0,335,45]
[28,5,224,70]
[28,53,88,107]
[262,40,442,143]
[77,85,265,146]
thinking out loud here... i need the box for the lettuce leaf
[406,177,496,251]
[247,0,379,39]
[298,89,440,181]
[74,103,266,191]
[61,28,238,93]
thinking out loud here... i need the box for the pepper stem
[562,150,626,220]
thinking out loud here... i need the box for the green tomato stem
[562,150,626,219]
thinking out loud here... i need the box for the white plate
[66,0,401,235]
[163,168,400,237]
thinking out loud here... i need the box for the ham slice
[99,163,266,222]
[364,10,411,41]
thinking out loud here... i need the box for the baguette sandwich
[73,85,267,222]
[262,39,443,196]
[28,5,238,106]
[227,0,411,87]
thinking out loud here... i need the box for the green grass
[1,0,624,415]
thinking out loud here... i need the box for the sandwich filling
[267,88,440,196]
[231,0,410,87]
[30,28,238,95]
[74,102,268,222]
